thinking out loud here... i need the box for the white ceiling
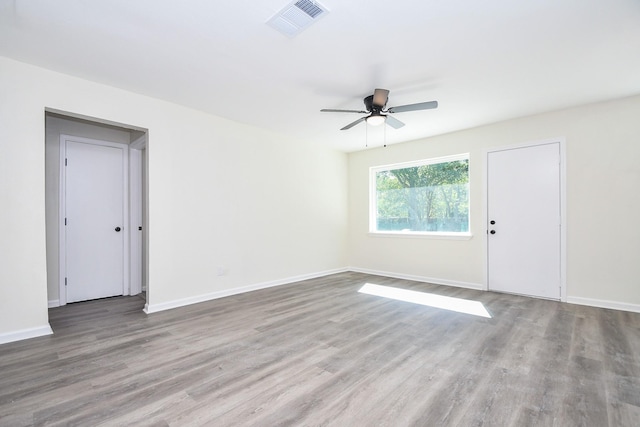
[1,0,639,152]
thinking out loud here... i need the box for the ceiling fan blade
[321,108,368,114]
[341,117,366,130]
[387,100,438,114]
[372,88,389,108]
[385,115,405,129]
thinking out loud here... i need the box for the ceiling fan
[321,88,438,130]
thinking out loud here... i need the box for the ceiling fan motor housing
[364,94,385,112]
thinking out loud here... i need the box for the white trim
[483,137,567,301]
[559,140,567,302]
[350,270,640,314]
[143,268,348,314]
[0,325,53,345]
[45,107,148,134]
[481,148,489,291]
[130,133,147,150]
[48,299,60,308]
[348,267,484,291]
[371,152,471,172]
[58,136,66,304]
[484,138,563,153]
[567,296,640,314]
[129,148,143,296]
[129,130,146,298]
[368,231,472,240]
[59,135,130,305]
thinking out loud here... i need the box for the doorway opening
[44,109,148,308]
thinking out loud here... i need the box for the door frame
[129,134,146,296]
[482,137,567,301]
[58,134,132,305]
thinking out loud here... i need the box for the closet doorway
[45,110,148,307]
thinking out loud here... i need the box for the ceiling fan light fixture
[366,114,386,126]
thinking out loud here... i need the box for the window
[370,154,470,236]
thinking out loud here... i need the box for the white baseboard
[141,267,640,316]
[567,296,640,314]
[351,269,640,313]
[144,267,348,314]
[48,299,60,308]
[0,324,54,345]
[348,267,484,291]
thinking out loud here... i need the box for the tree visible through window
[372,155,469,234]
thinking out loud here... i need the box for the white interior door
[487,142,561,299]
[64,138,127,303]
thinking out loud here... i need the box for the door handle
[115,227,121,232]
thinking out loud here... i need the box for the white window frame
[369,153,472,239]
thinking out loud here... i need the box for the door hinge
[65,158,68,166]
[65,277,67,287]
[64,217,67,226]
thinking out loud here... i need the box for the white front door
[64,138,127,303]
[487,142,562,299]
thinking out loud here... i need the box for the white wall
[0,56,348,341]
[348,95,640,309]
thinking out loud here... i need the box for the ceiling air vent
[267,0,329,37]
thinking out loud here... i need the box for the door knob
[115,227,121,232]
[490,230,496,234]
[490,220,496,225]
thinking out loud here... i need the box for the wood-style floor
[1,272,639,426]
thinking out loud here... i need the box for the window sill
[368,231,473,240]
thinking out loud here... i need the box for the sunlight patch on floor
[358,283,492,318]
